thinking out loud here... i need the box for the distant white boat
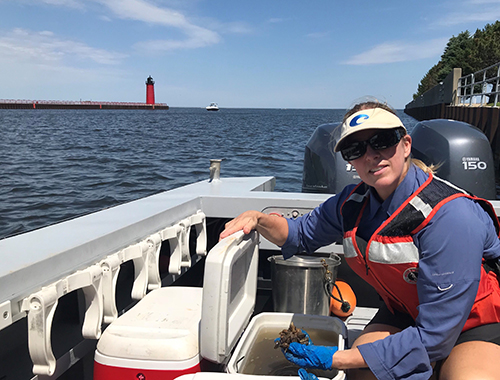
[206,102,219,111]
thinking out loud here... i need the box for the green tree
[413,22,500,99]
[413,63,442,100]
[471,22,500,71]
[437,31,474,80]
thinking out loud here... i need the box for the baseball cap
[334,107,406,152]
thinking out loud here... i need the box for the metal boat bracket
[180,217,193,268]
[100,254,121,324]
[99,235,160,323]
[191,211,207,256]
[125,242,150,300]
[99,211,206,323]
[146,232,163,291]
[163,211,207,274]
[160,223,183,275]
[21,264,103,376]
[181,211,208,264]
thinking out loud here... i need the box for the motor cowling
[302,123,360,194]
[410,119,496,199]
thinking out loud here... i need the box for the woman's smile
[369,165,386,174]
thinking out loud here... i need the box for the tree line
[413,21,500,99]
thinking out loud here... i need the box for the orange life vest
[340,173,500,331]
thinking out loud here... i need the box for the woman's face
[348,129,412,200]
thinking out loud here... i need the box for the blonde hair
[342,100,397,122]
[411,158,440,175]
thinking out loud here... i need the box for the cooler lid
[96,286,203,361]
[200,230,259,363]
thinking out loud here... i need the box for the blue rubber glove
[298,368,319,380]
[284,342,338,370]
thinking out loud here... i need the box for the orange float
[330,280,356,317]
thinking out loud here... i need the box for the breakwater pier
[0,99,169,110]
[1,76,169,110]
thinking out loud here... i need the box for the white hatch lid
[200,230,259,363]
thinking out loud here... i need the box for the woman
[220,100,500,380]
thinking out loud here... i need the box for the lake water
[0,108,418,239]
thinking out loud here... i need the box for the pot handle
[321,259,351,314]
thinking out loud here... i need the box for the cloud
[342,38,448,65]
[29,0,222,51]
[0,27,130,101]
[0,28,127,65]
[39,0,83,8]
[97,0,190,26]
[306,32,329,39]
[431,0,500,27]
[267,17,295,24]
[96,0,221,50]
[466,0,500,4]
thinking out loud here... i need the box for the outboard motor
[411,119,496,199]
[302,123,360,193]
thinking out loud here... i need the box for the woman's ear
[403,134,412,159]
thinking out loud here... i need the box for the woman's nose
[365,144,380,159]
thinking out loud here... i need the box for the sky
[0,0,499,109]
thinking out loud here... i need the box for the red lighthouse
[146,76,155,105]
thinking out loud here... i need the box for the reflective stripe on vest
[369,240,419,264]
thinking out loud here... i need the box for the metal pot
[268,254,341,316]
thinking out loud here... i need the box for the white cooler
[94,286,204,380]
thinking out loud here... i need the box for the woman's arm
[220,187,352,253]
[332,348,368,370]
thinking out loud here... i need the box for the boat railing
[457,61,500,106]
[0,176,279,378]
[4,208,207,376]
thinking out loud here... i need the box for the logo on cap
[350,114,369,127]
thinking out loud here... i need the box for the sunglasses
[340,128,405,161]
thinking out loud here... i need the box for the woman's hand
[298,369,319,380]
[219,210,262,240]
[283,342,338,370]
[219,210,289,246]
